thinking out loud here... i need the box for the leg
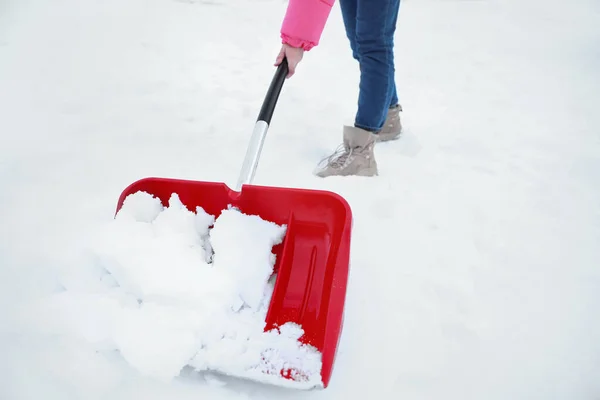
[343,0,402,141]
[354,0,401,132]
[314,0,401,178]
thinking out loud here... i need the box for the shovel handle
[257,57,289,124]
[235,58,289,192]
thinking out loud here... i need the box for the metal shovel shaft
[235,58,289,192]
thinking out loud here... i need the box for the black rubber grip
[257,57,288,124]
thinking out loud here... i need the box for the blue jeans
[339,0,400,132]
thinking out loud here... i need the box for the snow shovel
[115,58,352,389]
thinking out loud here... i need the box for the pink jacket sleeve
[280,0,335,51]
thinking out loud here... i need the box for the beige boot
[314,126,378,178]
[377,104,403,142]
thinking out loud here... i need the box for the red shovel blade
[115,177,352,389]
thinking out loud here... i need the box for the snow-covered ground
[1,0,600,398]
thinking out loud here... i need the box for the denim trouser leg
[339,0,400,132]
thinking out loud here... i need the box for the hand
[274,44,304,78]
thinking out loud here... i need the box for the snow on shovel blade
[115,177,352,389]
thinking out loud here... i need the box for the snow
[11,190,322,389]
[1,0,600,399]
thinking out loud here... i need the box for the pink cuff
[281,34,316,51]
[280,0,334,52]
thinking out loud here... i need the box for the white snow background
[1,0,600,399]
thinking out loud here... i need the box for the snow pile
[22,191,323,389]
